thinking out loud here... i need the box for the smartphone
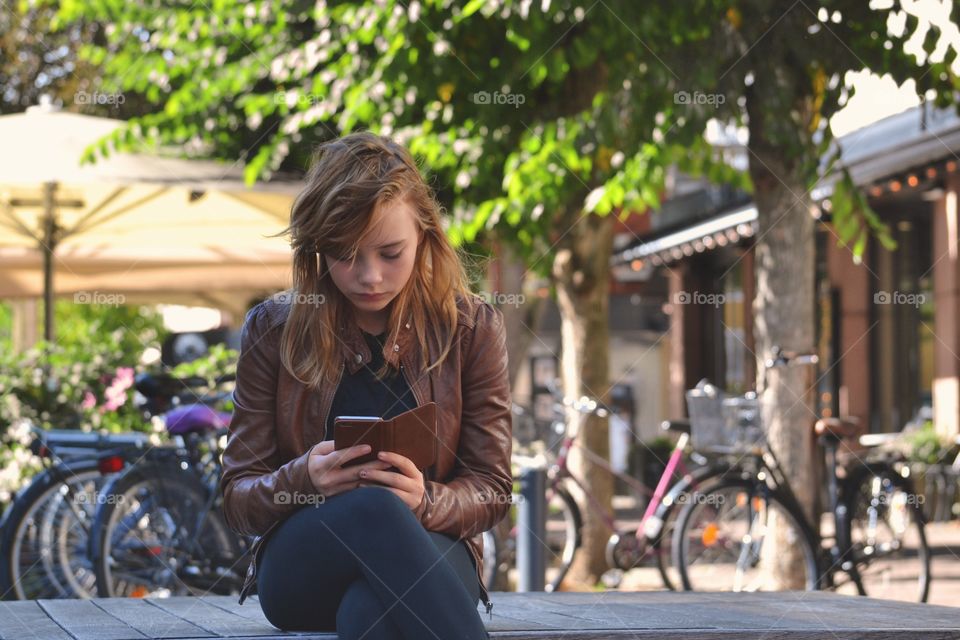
[334,416,382,467]
[333,403,438,470]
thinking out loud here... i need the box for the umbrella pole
[42,181,56,343]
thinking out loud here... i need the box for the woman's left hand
[358,451,425,510]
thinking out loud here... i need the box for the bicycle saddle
[814,416,864,440]
[165,404,231,435]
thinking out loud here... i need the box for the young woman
[219,131,512,639]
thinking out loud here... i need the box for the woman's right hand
[307,440,392,497]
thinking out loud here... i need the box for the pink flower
[103,385,127,411]
[99,367,135,412]
[81,391,97,410]
[113,367,135,391]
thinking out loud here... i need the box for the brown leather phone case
[334,402,438,470]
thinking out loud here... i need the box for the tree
[651,1,958,586]
[51,0,958,588]
[1,1,158,117]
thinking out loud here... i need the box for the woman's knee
[339,485,413,525]
[336,578,399,640]
[271,487,407,537]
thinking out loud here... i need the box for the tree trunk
[748,114,818,590]
[489,236,546,592]
[552,210,615,588]
[496,238,549,388]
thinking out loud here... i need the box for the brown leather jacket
[219,292,513,615]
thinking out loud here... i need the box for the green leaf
[460,0,487,20]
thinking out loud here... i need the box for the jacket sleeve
[219,303,318,537]
[412,301,513,539]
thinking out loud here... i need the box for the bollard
[516,465,546,591]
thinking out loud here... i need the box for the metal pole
[516,465,546,591]
[42,181,56,343]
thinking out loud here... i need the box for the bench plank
[147,597,283,637]
[0,601,74,640]
[37,599,146,640]
[91,599,215,639]
[0,591,956,639]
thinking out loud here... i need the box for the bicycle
[0,372,233,600]
[89,392,250,598]
[0,427,150,600]
[484,382,732,592]
[671,347,931,602]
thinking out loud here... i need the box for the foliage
[2,0,154,117]
[48,1,752,279]
[0,302,166,432]
[0,302,166,502]
[169,343,239,412]
[829,168,898,255]
[905,420,957,465]
[46,2,959,271]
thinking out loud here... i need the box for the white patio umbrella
[0,100,303,340]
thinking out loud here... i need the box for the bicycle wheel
[672,478,819,592]
[648,463,730,590]
[542,486,582,591]
[90,462,243,597]
[497,485,581,591]
[0,462,103,600]
[841,464,930,603]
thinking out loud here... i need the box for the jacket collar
[339,313,415,374]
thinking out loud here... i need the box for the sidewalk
[615,518,960,607]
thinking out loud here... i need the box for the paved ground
[3,592,959,639]
[613,521,960,606]
[508,496,960,606]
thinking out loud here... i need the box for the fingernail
[378,452,386,459]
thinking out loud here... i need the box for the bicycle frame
[550,407,693,544]
[698,424,899,594]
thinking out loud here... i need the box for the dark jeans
[256,486,489,640]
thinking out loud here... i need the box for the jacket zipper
[238,362,346,606]
[400,361,494,620]
[241,357,497,618]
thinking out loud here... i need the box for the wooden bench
[2,591,959,639]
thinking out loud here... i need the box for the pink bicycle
[483,384,731,591]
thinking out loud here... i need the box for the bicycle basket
[685,380,733,452]
[685,381,763,453]
[723,393,763,451]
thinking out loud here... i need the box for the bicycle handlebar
[543,378,611,417]
[661,419,691,435]
[763,346,819,370]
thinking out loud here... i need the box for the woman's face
[324,198,420,333]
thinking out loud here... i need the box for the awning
[611,203,758,270]
[0,103,301,339]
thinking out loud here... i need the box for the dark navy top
[323,329,417,441]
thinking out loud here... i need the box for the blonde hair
[277,131,476,389]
